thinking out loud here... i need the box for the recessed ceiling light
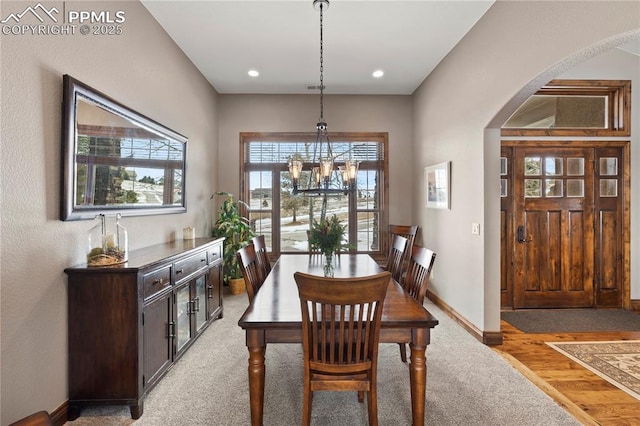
[248,70,259,77]
[372,70,384,78]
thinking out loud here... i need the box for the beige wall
[0,1,218,423]
[217,94,413,227]
[413,0,640,331]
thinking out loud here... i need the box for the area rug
[501,309,640,333]
[546,340,640,401]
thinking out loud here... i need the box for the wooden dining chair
[385,234,408,283]
[398,245,436,362]
[236,244,263,302]
[294,271,391,426]
[251,235,271,282]
[389,224,419,277]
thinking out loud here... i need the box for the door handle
[517,225,532,243]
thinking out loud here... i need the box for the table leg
[409,329,428,426]
[247,330,266,426]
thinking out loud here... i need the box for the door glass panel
[357,212,379,251]
[250,212,271,248]
[524,179,541,197]
[566,179,584,197]
[524,157,541,175]
[500,157,507,175]
[280,170,310,252]
[194,275,207,333]
[567,158,584,176]
[600,158,618,176]
[600,179,618,197]
[356,170,378,210]
[545,158,563,176]
[545,179,563,197]
[175,284,191,352]
[500,179,507,197]
[248,171,272,246]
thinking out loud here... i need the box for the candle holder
[87,213,128,266]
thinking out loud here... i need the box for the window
[502,80,631,136]
[240,132,388,258]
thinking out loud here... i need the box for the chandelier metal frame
[288,0,359,198]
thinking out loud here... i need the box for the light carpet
[65,290,580,425]
[547,340,640,401]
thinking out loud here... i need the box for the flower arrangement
[308,214,346,275]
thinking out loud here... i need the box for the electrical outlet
[471,223,480,235]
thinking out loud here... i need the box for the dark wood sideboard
[65,237,224,419]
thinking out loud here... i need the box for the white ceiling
[141,0,495,95]
[141,1,640,95]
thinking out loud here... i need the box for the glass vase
[87,213,128,266]
[323,252,334,277]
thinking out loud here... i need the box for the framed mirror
[61,75,187,221]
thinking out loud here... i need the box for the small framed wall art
[425,161,451,209]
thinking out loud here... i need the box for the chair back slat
[402,245,436,305]
[251,235,271,282]
[236,244,264,302]
[386,235,408,283]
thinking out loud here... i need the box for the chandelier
[288,0,359,197]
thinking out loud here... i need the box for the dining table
[237,253,439,426]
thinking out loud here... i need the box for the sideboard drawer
[208,244,222,264]
[143,266,172,299]
[174,250,208,282]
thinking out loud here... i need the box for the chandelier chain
[319,2,324,121]
[288,0,358,199]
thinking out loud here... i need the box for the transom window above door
[502,80,631,137]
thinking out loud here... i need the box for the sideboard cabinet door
[143,290,173,391]
[65,237,224,420]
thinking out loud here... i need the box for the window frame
[239,132,389,259]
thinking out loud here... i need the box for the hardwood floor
[493,321,640,425]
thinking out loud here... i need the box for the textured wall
[0,1,218,423]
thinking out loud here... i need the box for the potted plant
[211,192,255,294]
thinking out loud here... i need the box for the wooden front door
[502,143,627,309]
